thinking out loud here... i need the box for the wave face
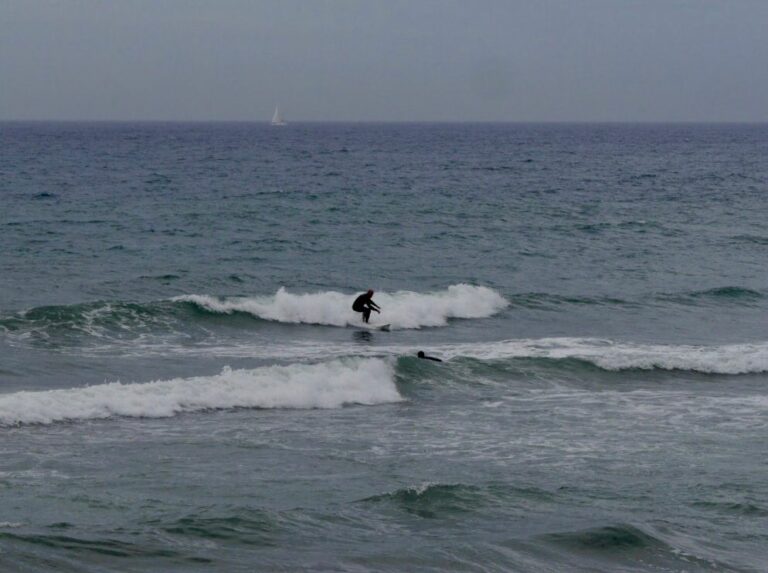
[659,286,765,305]
[542,523,665,551]
[175,284,507,329]
[360,483,487,519]
[434,338,768,375]
[0,358,400,426]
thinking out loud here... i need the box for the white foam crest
[174,284,507,329]
[436,338,768,374]
[0,358,400,426]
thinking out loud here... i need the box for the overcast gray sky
[1,0,767,122]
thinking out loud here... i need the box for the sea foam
[175,284,507,329]
[0,358,400,426]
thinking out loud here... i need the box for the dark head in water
[417,351,443,362]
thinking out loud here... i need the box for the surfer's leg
[363,308,371,323]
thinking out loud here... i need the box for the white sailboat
[271,105,286,126]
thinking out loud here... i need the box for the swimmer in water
[417,351,443,362]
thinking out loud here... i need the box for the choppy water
[1,122,767,572]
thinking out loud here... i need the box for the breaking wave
[434,338,768,374]
[360,483,487,518]
[4,283,766,344]
[175,284,507,329]
[0,284,506,342]
[78,338,768,376]
[0,358,400,426]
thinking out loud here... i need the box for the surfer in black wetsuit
[352,289,381,323]
[417,351,443,362]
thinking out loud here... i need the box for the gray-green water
[1,122,767,571]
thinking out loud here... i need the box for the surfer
[417,351,443,362]
[352,289,381,323]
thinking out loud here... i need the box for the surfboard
[353,323,391,332]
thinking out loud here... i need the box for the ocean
[1,121,767,572]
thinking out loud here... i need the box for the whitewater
[0,358,400,426]
[174,284,508,329]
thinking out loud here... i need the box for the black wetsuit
[352,293,380,323]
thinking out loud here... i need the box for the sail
[271,105,286,125]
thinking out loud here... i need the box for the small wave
[139,274,182,281]
[154,510,278,545]
[539,523,733,570]
[359,483,486,518]
[434,338,768,375]
[358,482,549,519]
[0,531,177,558]
[508,292,633,310]
[510,287,766,310]
[542,523,662,551]
[693,286,764,299]
[573,222,611,234]
[731,234,768,246]
[0,301,179,341]
[659,286,764,305]
[362,482,478,503]
[0,358,400,426]
[691,500,768,516]
[175,284,507,329]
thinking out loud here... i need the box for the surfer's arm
[369,301,381,310]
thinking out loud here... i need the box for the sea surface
[1,122,767,572]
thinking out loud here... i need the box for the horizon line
[2,118,768,125]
